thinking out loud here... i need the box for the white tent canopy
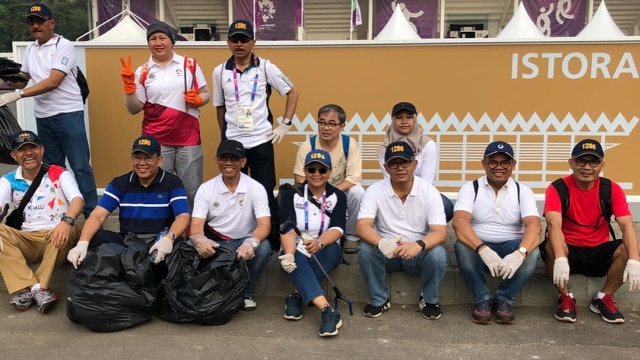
[374,5,421,40]
[577,1,625,38]
[496,2,545,39]
[89,13,147,42]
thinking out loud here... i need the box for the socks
[30,283,41,292]
[595,292,606,300]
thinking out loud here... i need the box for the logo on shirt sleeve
[61,57,68,65]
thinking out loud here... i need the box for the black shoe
[554,294,577,323]
[284,293,303,320]
[419,295,442,320]
[363,299,390,318]
[319,307,342,337]
[491,298,514,324]
[472,300,491,324]
[589,293,624,324]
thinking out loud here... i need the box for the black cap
[228,19,254,39]
[26,3,52,20]
[392,102,417,116]
[12,130,42,150]
[132,135,161,156]
[484,141,514,159]
[147,21,176,44]
[384,141,415,163]
[217,140,245,158]
[571,139,604,158]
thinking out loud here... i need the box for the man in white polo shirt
[357,141,448,320]
[452,140,541,324]
[188,140,272,311]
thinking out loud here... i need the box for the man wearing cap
[120,21,210,208]
[357,141,447,319]
[213,19,299,247]
[293,104,364,254]
[67,135,190,273]
[543,138,640,324]
[188,140,271,310]
[0,130,84,314]
[452,141,541,324]
[0,2,97,219]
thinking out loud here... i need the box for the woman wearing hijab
[377,102,454,221]
[119,21,209,208]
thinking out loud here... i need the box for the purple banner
[234,0,296,40]
[374,0,439,38]
[296,0,303,27]
[98,0,157,35]
[523,0,587,37]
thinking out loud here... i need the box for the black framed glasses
[306,167,328,174]
[318,121,341,129]
[487,159,512,169]
[228,36,251,44]
[26,17,51,25]
[387,160,412,169]
[574,157,601,167]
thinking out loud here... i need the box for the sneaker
[421,301,442,320]
[343,239,360,254]
[491,298,514,324]
[242,297,257,311]
[589,293,624,324]
[319,306,342,337]
[363,299,390,318]
[284,293,303,320]
[10,289,35,311]
[554,294,577,323]
[33,288,58,314]
[471,300,492,324]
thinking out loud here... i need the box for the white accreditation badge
[237,105,254,131]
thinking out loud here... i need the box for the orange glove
[120,56,136,95]
[184,88,203,107]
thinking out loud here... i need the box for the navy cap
[217,140,245,158]
[132,135,161,156]
[392,102,417,116]
[228,19,254,39]
[12,130,42,150]
[304,149,332,168]
[147,21,176,44]
[484,141,514,159]
[571,139,604,158]
[385,141,415,163]
[26,3,52,19]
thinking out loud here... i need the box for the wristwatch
[18,89,25,98]
[517,246,528,258]
[167,232,177,241]
[61,215,75,226]
[282,118,292,126]
[318,241,325,250]
[416,240,426,251]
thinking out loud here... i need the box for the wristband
[282,118,292,126]
[475,243,486,253]
[416,240,426,251]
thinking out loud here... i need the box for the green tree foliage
[0,0,90,52]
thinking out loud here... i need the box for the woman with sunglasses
[278,149,347,337]
[119,21,210,209]
[376,101,454,221]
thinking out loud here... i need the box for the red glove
[120,56,136,95]
[184,88,203,107]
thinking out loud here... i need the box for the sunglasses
[26,17,51,25]
[229,36,252,44]
[306,167,328,174]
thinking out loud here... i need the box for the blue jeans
[441,193,454,223]
[454,239,540,304]
[284,243,342,305]
[359,241,447,306]
[36,110,97,218]
[226,237,272,298]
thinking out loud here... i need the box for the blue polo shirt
[99,169,189,234]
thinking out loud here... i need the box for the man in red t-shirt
[543,139,640,324]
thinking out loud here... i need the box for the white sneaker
[242,297,257,311]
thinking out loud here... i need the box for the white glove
[236,237,259,260]
[553,257,570,287]
[67,241,89,269]
[0,91,21,107]
[0,235,4,252]
[149,236,173,264]
[189,234,219,258]
[377,237,400,259]
[499,251,524,280]
[478,246,503,277]
[623,259,640,292]
[267,122,292,144]
[279,253,297,273]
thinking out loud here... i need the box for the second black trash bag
[66,234,157,332]
[160,241,249,325]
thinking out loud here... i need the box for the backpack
[310,134,350,160]
[472,178,520,204]
[550,177,616,240]
[54,37,89,103]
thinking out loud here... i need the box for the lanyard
[303,184,326,237]
[232,58,259,104]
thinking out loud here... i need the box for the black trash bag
[67,234,157,332]
[0,107,20,165]
[159,241,249,325]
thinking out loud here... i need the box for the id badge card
[237,105,254,131]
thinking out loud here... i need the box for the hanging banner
[352,0,363,26]
[374,0,439,38]
[98,0,157,35]
[523,0,587,37]
[296,0,303,27]
[234,0,296,40]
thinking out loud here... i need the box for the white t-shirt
[358,176,446,242]
[191,173,270,239]
[454,176,540,242]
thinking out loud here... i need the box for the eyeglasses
[217,155,241,163]
[228,36,252,44]
[574,157,602,167]
[487,159,513,169]
[131,155,158,164]
[318,121,342,129]
[386,160,412,169]
[306,167,328,174]
[26,17,51,25]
